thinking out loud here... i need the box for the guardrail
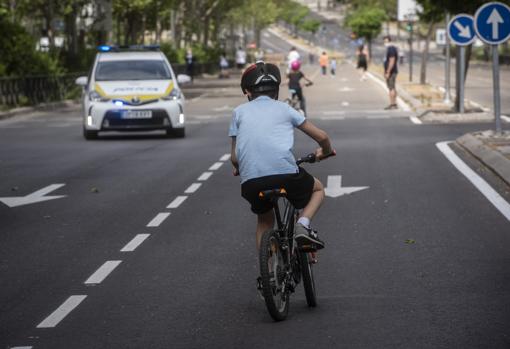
[0,74,83,107]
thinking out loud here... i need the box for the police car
[76,45,188,139]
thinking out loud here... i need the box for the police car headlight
[161,88,181,101]
[89,90,110,102]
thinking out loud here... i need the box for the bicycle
[284,82,313,116]
[258,152,329,321]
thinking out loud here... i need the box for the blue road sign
[447,14,476,46]
[475,2,510,45]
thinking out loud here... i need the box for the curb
[457,133,510,186]
[0,100,78,121]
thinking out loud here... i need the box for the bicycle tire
[299,252,317,307]
[259,229,289,321]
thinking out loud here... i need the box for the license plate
[121,110,152,119]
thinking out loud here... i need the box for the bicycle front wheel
[299,252,317,307]
[259,229,289,321]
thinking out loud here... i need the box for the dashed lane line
[147,212,171,227]
[84,261,122,285]
[36,295,87,328]
[198,172,213,181]
[167,195,188,209]
[11,346,33,349]
[184,183,202,194]
[120,234,150,252]
[437,141,510,221]
[209,162,224,171]
[220,154,230,161]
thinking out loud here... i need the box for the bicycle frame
[271,197,299,276]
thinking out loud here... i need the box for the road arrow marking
[324,175,369,198]
[487,8,503,39]
[0,184,66,208]
[454,20,472,38]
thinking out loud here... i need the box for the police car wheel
[83,128,98,140]
[166,128,185,138]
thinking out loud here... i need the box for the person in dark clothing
[383,36,398,110]
[356,44,369,80]
[286,60,313,116]
[186,48,195,82]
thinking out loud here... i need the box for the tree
[345,7,387,58]
[416,0,443,85]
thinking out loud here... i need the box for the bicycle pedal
[310,252,318,264]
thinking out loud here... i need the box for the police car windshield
[95,60,171,81]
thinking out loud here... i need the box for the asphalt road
[1,36,510,349]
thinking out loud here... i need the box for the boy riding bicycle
[229,61,335,252]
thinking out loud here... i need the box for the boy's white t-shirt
[228,96,305,183]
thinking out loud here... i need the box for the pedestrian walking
[356,44,369,80]
[330,58,336,76]
[319,51,328,75]
[383,36,398,110]
[235,47,247,69]
[219,52,229,79]
[185,48,195,82]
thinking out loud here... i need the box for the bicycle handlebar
[296,151,335,165]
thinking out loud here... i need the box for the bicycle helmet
[240,61,281,95]
[290,60,301,71]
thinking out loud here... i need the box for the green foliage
[416,0,444,24]
[0,17,63,77]
[345,7,387,42]
[301,19,321,34]
[160,43,222,64]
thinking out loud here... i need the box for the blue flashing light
[97,45,112,52]
[114,100,124,106]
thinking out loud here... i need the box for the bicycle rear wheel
[259,229,289,321]
[299,252,317,307]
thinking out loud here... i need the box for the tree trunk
[419,22,434,85]
[203,17,210,46]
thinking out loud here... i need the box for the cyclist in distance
[286,60,312,116]
[229,61,335,253]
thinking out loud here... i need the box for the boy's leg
[295,177,326,250]
[256,210,274,250]
[301,177,324,221]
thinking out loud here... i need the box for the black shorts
[241,167,315,214]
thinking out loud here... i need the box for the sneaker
[295,223,325,251]
[384,104,398,110]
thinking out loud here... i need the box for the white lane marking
[322,111,346,115]
[147,212,170,227]
[341,101,349,107]
[325,175,369,198]
[184,183,202,194]
[365,71,411,112]
[37,295,87,328]
[220,154,230,161]
[437,141,510,221]
[0,183,66,208]
[209,162,224,171]
[338,87,354,92]
[502,115,510,122]
[121,234,150,252]
[198,172,213,181]
[167,195,188,209]
[84,260,122,285]
[318,116,345,120]
[10,347,33,349]
[410,116,422,124]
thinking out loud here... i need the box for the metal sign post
[409,21,413,82]
[444,13,452,104]
[474,2,510,133]
[447,14,476,113]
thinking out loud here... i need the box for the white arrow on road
[324,175,369,198]
[0,184,66,208]
[487,8,504,39]
[454,20,472,38]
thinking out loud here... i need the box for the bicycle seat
[259,188,287,200]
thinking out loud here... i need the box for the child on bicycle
[229,61,335,252]
[286,60,312,117]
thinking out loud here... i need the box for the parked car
[76,45,189,140]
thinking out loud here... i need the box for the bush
[160,42,222,65]
[0,17,63,77]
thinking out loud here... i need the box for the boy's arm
[297,120,335,160]
[230,137,240,176]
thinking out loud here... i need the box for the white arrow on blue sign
[475,2,510,45]
[447,14,476,46]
